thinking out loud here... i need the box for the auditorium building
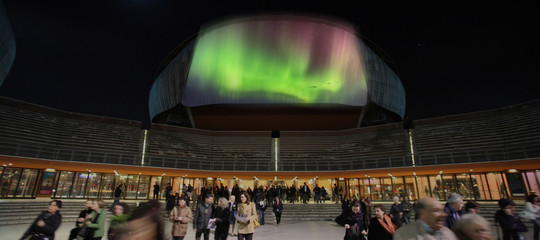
[0,15,538,201]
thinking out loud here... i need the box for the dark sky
[1,1,539,127]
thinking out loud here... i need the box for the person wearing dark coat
[213,197,230,240]
[193,194,216,240]
[444,193,464,230]
[389,196,403,228]
[495,198,528,240]
[367,204,396,240]
[273,197,284,224]
[335,202,367,240]
[21,200,62,240]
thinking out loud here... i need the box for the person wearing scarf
[335,202,367,240]
[368,204,396,240]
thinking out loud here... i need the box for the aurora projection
[182,16,368,107]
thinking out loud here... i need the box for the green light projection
[183,17,368,106]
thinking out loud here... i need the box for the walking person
[214,197,230,240]
[170,198,192,240]
[193,194,216,240]
[108,202,129,240]
[153,182,160,199]
[21,200,62,240]
[367,204,396,240]
[84,198,107,240]
[273,196,283,225]
[495,198,527,240]
[389,196,403,228]
[110,184,123,211]
[229,195,238,236]
[523,194,540,240]
[258,196,268,225]
[237,192,258,240]
[335,202,367,240]
[400,196,413,224]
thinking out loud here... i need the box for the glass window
[16,169,39,198]
[1,168,20,197]
[137,175,150,199]
[404,176,417,200]
[381,177,393,200]
[393,177,405,198]
[486,172,508,200]
[359,178,371,199]
[55,171,75,198]
[524,171,539,195]
[470,173,489,200]
[125,175,140,199]
[416,176,431,199]
[429,175,443,200]
[85,172,102,198]
[150,176,163,199]
[370,178,382,201]
[442,174,456,199]
[72,172,89,198]
[7,168,22,197]
[100,174,116,199]
[456,173,473,200]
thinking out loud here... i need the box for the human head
[465,200,480,214]
[498,198,516,215]
[85,199,93,209]
[403,196,409,202]
[453,213,492,240]
[229,195,236,202]
[393,196,400,204]
[48,200,62,213]
[178,198,187,208]
[114,202,129,215]
[448,193,464,211]
[351,202,361,214]
[240,192,250,203]
[204,194,214,204]
[374,204,385,219]
[92,198,105,211]
[526,194,539,203]
[218,197,229,209]
[417,197,447,230]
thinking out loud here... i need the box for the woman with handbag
[20,200,62,240]
[236,192,258,240]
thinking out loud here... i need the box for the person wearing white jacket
[523,194,540,240]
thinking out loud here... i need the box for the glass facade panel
[524,171,539,194]
[404,176,417,200]
[470,173,488,200]
[416,176,431,199]
[150,176,163,199]
[86,172,102,198]
[442,174,457,198]
[393,177,405,198]
[16,169,39,197]
[100,174,116,199]
[456,173,474,200]
[56,171,75,198]
[7,168,22,197]
[360,178,371,199]
[348,179,360,199]
[429,175,443,200]
[137,175,150,199]
[370,178,382,201]
[486,172,508,200]
[72,172,89,198]
[126,175,140,199]
[381,177,393,200]
[1,168,19,197]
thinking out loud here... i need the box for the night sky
[1,1,539,127]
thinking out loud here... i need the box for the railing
[2,141,539,172]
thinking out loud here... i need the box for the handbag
[252,203,260,229]
[78,212,100,240]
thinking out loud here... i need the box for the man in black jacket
[193,194,216,240]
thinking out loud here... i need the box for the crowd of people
[19,182,540,240]
[334,193,540,240]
